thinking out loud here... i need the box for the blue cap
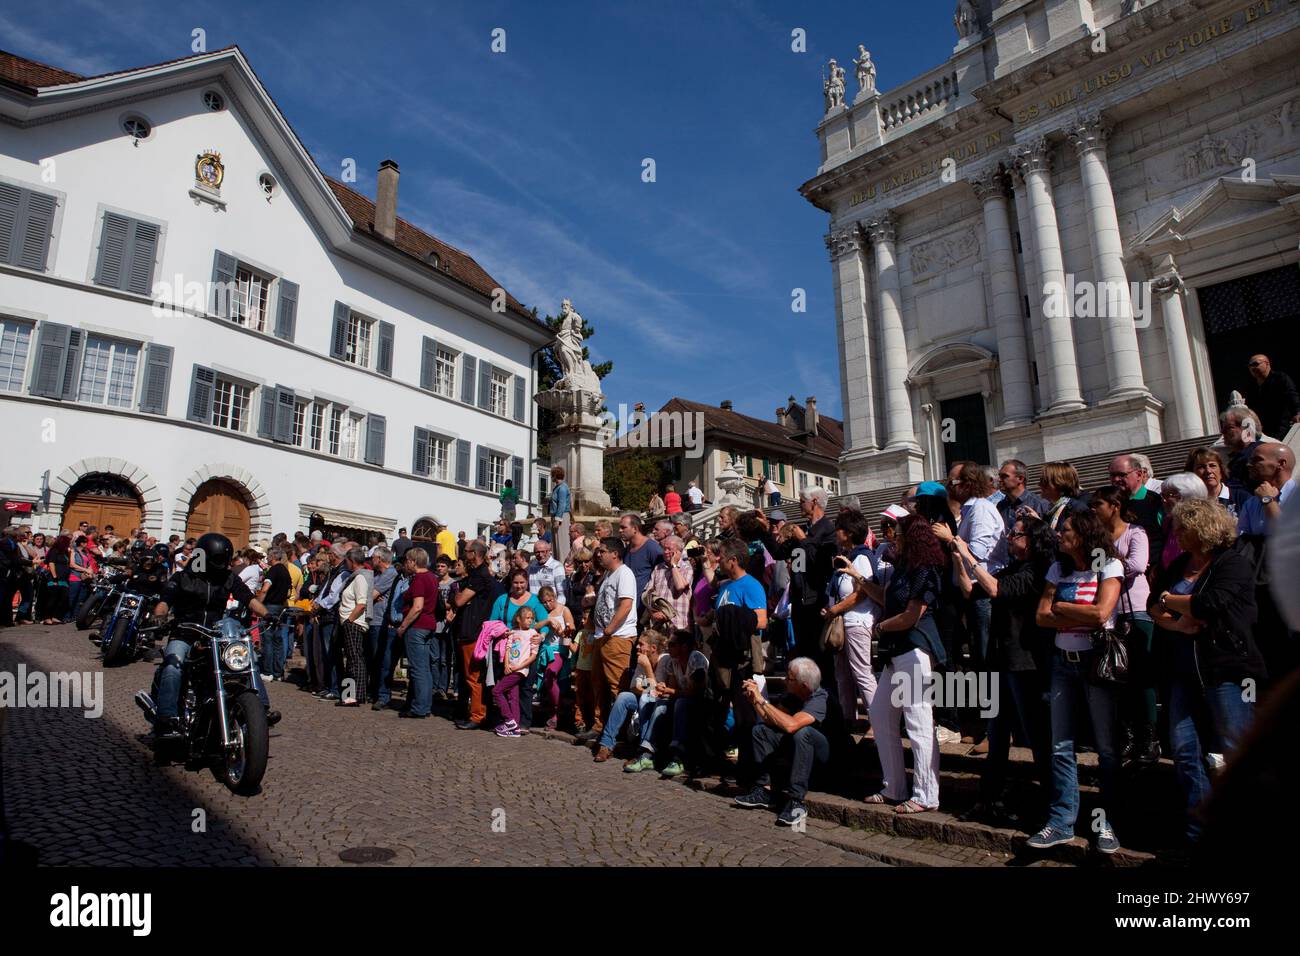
[912,481,948,498]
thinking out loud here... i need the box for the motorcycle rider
[128,542,169,597]
[150,532,279,737]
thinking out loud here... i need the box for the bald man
[1238,442,1295,536]
[1244,355,1300,440]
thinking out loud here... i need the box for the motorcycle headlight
[221,642,251,671]
[123,596,141,609]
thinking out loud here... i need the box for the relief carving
[909,227,980,280]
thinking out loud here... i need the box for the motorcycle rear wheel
[103,615,132,665]
[219,691,268,795]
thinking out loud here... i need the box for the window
[829,479,840,495]
[435,347,456,398]
[308,401,324,451]
[94,212,159,294]
[538,473,550,500]
[231,266,271,332]
[328,405,344,455]
[292,399,308,447]
[814,475,824,488]
[0,182,57,272]
[258,173,276,198]
[486,451,507,493]
[212,377,252,432]
[429,434,450,481]
[341,411,364,461]
[122,115,150,140]
[202,90,224,111]
[490,368,509,417]
[0,319,32,392]
[345,314,372,368]
[77,335,139,408]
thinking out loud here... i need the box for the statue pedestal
[537,386,615,516]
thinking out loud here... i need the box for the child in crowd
[492,606,541,738]
[572,578,599,734]
[537,586,576,730]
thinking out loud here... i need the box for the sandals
[864,792,900,806]
[894,799,938,815]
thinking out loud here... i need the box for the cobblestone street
[2,624,878,866]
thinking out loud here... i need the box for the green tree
[603,451,667,512]
[533,305,613,459]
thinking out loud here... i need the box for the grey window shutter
[420,336,437,390]
[364,413,386,465]
[273,386,296,443]
[124,220,158,295]
[29,321,72,398]
[257,385,277,438]
[377,321,394,376]
[211,250,237,319]
[412,426,431,476]
[512,456,524,498]
[476,445,490,490]
[455,438,470,486]
[330,302,349,360]
[138,343,173,414]
[461,354,476,404]
[0,182,18,264]
[59,329,83,400]
[274,279,298,341]
[94,212,130,288]
[15,189,56,271]
[187,365,216,423]
[512,374,526,422]
[477,360,492,411]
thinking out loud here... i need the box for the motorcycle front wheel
[219,690,268,795]
[103,615,131,665]
[74,592,100,630]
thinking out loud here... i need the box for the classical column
[863,213,916,449]
[1010,138,1085,411]
[970,167,1035,423]
[826,226,879,451]
[1151,257,1203,439]
[1067,112,1148,398]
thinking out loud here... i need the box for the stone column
[970,167,1035,423]
[863,213,917,449]
[1151,257,1203,439]
[1011,138,1085,412]
[1068,112,1148,398]
[827,226,879,451]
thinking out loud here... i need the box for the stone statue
[714,456,748,506]
[553,298,601,393]
[824,59,846,111]
[854,45,876,97]
[954,0,978,39]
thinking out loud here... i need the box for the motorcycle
[134,617,269,795]
[90,588,164,665]
[74,567,130,631]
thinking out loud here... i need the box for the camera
[687,547,705,559]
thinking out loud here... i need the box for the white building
[802,0,1300,491]
[0,46,551,545]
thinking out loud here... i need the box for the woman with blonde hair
[1036,461,1084,533]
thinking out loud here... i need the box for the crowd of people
[2,396,1296,851]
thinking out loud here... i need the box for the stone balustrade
[878,69,960,133]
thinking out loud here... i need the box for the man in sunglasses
[1243,354,1300,441]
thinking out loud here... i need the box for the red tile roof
[614,397,843,463]
[1,47,537,324]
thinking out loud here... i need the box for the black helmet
[193,532,233,577]
[129,539,148,554]
[151,543,171,560]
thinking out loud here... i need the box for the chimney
[805,396,819,436]
[375,159,399,242]
[776,407,787,426]
[720,400,733,411]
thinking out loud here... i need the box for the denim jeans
[155,638,269,720]
[1168,642,1254,841]
[598,691,651,750]
[430,627,452,698]
[260,606,286,677]
[64,580,83,622]
[308,618,339,694]
[983,668,1050,806]
[1046,649,1121,833]
[751,723,830,801]
[404,627,436,716]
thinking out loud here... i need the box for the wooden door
[185,480,251,549]
[61,495,143,536]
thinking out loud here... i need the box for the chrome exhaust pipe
[134,691,156,721]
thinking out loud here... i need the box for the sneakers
[1026,825,1074,850]
[1095,823,1121,855]
[495,721,521,738]
[545,716,558,731]
[623,753,655,773]
[935,726,962,745]
[776,800,807,827]
[660,761,685,778]
[733,786,772,810]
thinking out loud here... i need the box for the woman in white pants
[860,514,949,814]
[822,508,880,725]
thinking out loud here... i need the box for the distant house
[607,396,843,506]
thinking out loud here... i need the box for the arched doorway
[61,473,144,535]
[186,479,251,548]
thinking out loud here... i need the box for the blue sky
[7,0,960,423]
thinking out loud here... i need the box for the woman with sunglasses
[1030,509,1124,854]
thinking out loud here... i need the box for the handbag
[819,613,846,653]
[1090,585,1133,683]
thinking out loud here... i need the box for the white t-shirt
[659,649,709,691]
[595,563,638,638]
[686,486,704,506]
[239,564,263,594]
[1046,558,1123,652]
[834,553,880,628]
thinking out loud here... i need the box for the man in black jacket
[1243,354,1300,440]
[781,487,837,684]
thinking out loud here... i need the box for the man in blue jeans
[365,547,398,707]
[394,547,442,718]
